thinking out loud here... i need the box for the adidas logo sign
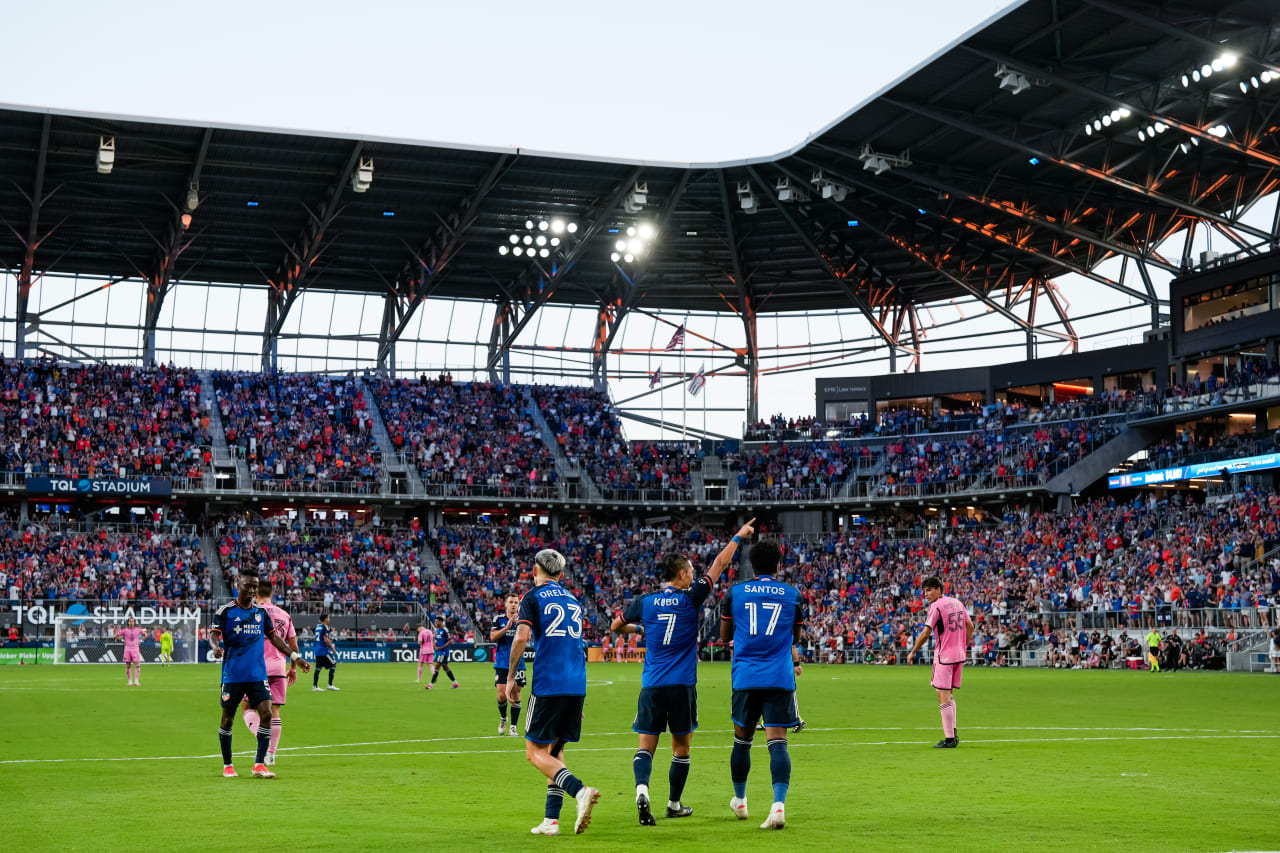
[100,650,118,662]
[70,650,88,663]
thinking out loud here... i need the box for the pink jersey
[417,627,434,654]
[260,601,296,678]
[120,627,145,655]
[925,595,970,664]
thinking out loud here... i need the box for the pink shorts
[419,651,433,663]
[931,661,963,690]
[123,650,141,664]
[269,675,288,706]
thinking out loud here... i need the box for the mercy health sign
[1108,452,1280,489]
[298,642,501,665]
[26,476,173,496]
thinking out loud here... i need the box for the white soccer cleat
[760,803,786,830]
[530,819,560,836]
[574,786,600,834]
[498,719,507,735]
[312,686,323,692]
[730,797,749,820]
[327,685,340,691]
[508,724,518,737]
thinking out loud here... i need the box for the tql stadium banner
[26,476,173,497]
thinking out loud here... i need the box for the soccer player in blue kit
[720,539,803,829]
[428,614,459,689]
[506,549,600,836]
[210,571,310,779]
[611,518,756,826]
[491,593,526,735]
[312,612,339,691]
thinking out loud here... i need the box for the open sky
[3,0,1020,164]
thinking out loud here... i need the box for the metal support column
[15,115,50,361]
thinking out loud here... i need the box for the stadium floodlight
[535,235,547,246]
[1208,124,1229,138]
[566,222,578,233]
[499,245,509,255]
[1200,64,1212,78]
[610,252,621,262]
[1084,124,1092,136]
[1181,74,1190,87]
[96,136,115,174]
[1192,69,1201,82]
[539,248,550,258]
[1102,115,1112,127]
[525,219,535,230]
[857,143,911,175]
[627,239,641,255]
[1220,52,1237,68]
[185,187,200,211]
[180,212,192,230]
[538,220,549,231]
[508,234,519,244]
[522,235,533,245]
[737,181,756,211]
[994,63,1030,95]
[550,237,560,247]
[550,219,565,234]
[623,253,634,263]
[350,157,374,192]
[626,226,637,237]
[1240,81,1249,94]
[637,223,654,240]
[615,239,627,251]
[1250,76,1260,89]
[1262,71,1274,84]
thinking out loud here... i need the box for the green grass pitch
[2,662,1277,852]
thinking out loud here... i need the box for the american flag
[665,324,685,351]
[649,366,662,388]
[688,364,706,397]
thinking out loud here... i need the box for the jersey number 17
[745,602,782,636]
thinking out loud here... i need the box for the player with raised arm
[492,594,526,735]
[415,622,433,683]
[427,614,459,689]
[159,625,174,666]
[312,613,339,691]
[508,549,600,836]
[720,539,803,830]
[240,579,297,766]
[906,576,973,749]
[118,618,145,686]
[209,571,310,778]
[611,518,756,826]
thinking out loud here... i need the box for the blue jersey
[212,600,275,684]
[622,576,713,688]
[493,617,526,671]
[517,581,585,697]
[433,626,451,651]
[721,576,803,691]
[314,623,333,658]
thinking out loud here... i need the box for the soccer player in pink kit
[241,579,297,766]
[415,622,434,682]
[907,577,973,749]
[118,618,146,686]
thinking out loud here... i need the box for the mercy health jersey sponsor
[26,475,173,496]
[1109,452,1280,489]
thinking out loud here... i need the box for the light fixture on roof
[994,63,1030,95]
[180,212,192,230]
[856,143,911,176]
[502,218,575,260]
[550,219,565,234]
[737,181,757,212]
[609,222,656,265]
[809,170,847,201]
[1208,124,1229,138]
[498,245,509,255]
[350,157,374,193]
[185,186,200,211]
[96,136,115,174]
[623,181,648,214]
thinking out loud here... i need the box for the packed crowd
[371,376,556,497]
[215,515,433,614]
[0,359,210,479]
[534,386,693,499]
[729,439,870,500]
[0,522,210,605]
[214,372,382,493]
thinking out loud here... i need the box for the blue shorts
[433,651,449,663]
[525,694,585,745]
[633,685,698,736]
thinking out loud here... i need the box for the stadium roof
[3,0,1279,366]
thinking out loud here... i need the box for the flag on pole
[665,324,686,351]
[649,366,662,388]
[688,364,706,397]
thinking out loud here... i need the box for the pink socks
[939,702,956,738]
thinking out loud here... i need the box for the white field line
[3,731,1279,766]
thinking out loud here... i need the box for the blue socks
[633,749,654,788]
[669,755,691,803]
[767,738,791,803]
[545,784,564,820]
[731,737,752,798]
[553,768,584,798]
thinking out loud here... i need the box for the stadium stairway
[1045,423,1162,495]
[524,389,600,502]
[419,539,476,635]
[355,375,425,496]
[199,371,248,489]
[203,532,232,601]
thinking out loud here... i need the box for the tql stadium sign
[26,476,173,496]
